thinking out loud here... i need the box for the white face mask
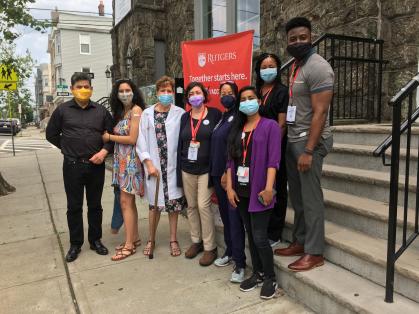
[118,91,133,106]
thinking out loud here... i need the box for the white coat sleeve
[136,112,151,162]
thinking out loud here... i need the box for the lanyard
[241,118,260,166]
[289,62,301,100]
[262,86,274,106]
[242,130,253,166]
[190,107,206,141]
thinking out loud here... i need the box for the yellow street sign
[0,64,19,83]
[0,82,17,91]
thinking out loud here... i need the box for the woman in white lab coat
[136,76,185,258]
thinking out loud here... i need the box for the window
[207,0,227,38]
[44,79,49,87]
[237,0,260,48]
[79,34,91,54]
[198,0,260,48]
[55,33,61,54]
[82,67,90,73]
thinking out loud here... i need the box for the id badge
[286,105,296,125]
[237,166,249,183]
[188,141,200,161]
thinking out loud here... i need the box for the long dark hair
[110,79,146,123]
[255,53,282,95]
[227,86,259,160]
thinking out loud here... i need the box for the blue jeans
[111,186,123,230]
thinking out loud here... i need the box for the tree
[0,0,47,196]
[0,41,35,120]
[0,0,48,43]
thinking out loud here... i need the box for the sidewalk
[0,148,310,314]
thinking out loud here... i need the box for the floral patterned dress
[151,109,185,212]
[112,111,144,196]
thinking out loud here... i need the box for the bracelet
[304,148,313,155]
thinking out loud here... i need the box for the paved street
[0,127,54,156]
[0,129,310,314]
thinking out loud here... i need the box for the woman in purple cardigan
[226,86,281,300]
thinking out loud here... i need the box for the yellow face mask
[72,88,93,101]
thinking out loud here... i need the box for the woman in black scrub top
[255,53,289,246]
[177,81,222,267]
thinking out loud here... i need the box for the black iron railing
[373,73,419,303]
[97,96,110,112]
[280,33,385,125]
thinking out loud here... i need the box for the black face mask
[286,42,312,61]
[220,95,236,109]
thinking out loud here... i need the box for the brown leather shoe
[288,254,324,272]
[185,242,204,259]
[274,242,304,256]
[199,248,217,266]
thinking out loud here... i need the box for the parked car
[0,119,19,135]
[11,118,21,131]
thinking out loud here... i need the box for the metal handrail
[373,73,419,303]
[279,33,384,72]
[279,33,385,125]
[373,74,419,161]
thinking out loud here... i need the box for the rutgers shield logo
[198,53,206,67]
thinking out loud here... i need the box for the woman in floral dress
[103,79,145,261]
[136,76,185,258]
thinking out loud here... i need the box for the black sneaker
[260,277,278,299]
[239,272,263,292]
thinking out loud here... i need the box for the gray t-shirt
[287,52,334,142]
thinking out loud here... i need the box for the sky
[15,0,112,100]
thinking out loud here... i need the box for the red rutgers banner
[182,30,254,111]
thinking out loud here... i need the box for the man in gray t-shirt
[287,53,334,142]
[275,17,334,272]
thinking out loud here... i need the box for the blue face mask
[239,99,259,116]
[260,67,277,83]
[158,93,174,106]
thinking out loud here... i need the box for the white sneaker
[231,267,245,283]
[269,239,281,247]
[214,255,232,267]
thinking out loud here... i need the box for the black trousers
[268,135,288,241]
[63,158,105,246]
[237,197,275,279]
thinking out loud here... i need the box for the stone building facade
[111,0,418,118]
[111,0,194,86]
[260,0,419,117]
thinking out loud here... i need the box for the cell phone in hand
[258,189,277,205]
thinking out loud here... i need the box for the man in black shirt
[46,72,113,262]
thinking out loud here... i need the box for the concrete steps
[214,124,419,312]
[327,143,418,176]
[322,164,417,208]
[322,189,419,250]
[274,253,419,314]
[284,210,419,303]
[331,125,419,148]
[215,226,419,314]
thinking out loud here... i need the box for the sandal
[170,241,181,257]
[111,246,136,261]
[115,239,142,251]
[143,240,155,259]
